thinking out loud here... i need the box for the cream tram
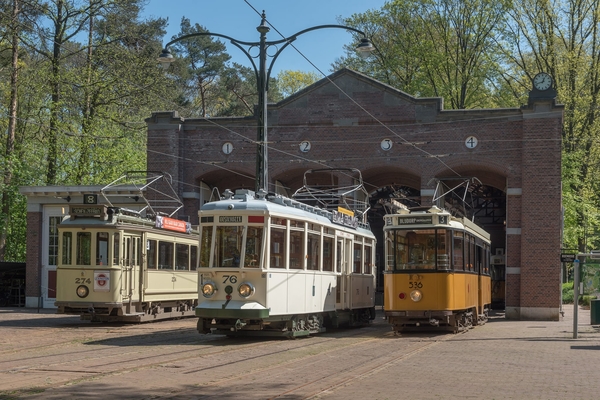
[383,205,491,333]
[55,203,199,322]
[196,189,377,337]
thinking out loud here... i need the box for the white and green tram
[196,189,377,337]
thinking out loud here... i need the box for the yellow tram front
[383,206,491,333]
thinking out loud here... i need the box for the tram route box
[83,193,98,204]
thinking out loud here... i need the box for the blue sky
[142,0,387,76]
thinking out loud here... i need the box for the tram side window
[323,236,334,271]
[453,231,464,271]
[353,242,362,273]
[483,244,490,275]
[307,232,320,271]
[364,242,372,274]
[191,246,198,271]
[123,237,130,266]
[289,229,304,269]
[270,227,286,269]
[215,226,244,268]
[158,241,174,270]
[113,233,120,264]
[134,237,141,267]
[467,235,475,272]
[437,230,451,270]
[96,232,109,266]
[147,239,157,269]
[385,234,395,271]
[200,226,213,268]
[62,232,72,265]
[176,243,189,270]
[76,232,91,265]
[244,226,263,268]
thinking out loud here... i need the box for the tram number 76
[408,281,423,289]
[222,275,238,284]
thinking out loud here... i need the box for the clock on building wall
[300,141,311,152]
[222,142,233,155]
[381,139,393,151]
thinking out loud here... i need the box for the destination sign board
[70,205,106,217]
[397,216,433,225]
[332,210,358,229]
[155,215,191,233]
[219,216,243,223]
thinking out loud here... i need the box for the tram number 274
[408,281,423,289]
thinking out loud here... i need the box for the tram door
[121,235,141,307]
[336,234,353,310]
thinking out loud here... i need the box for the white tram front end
[196,189,377,337]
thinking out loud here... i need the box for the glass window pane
[113,233,120,264]
[270,227,286,268]
[200,226,213,268]
[453,231,464,271]
[61,232,72,265]
[437,230,451,270]
[215,226,244,268]
[96,232,109,266]
[176,243,189,270]
[147,239,157,269]
[158,241,174,270]
[323,236,334,271]
[353,243,362,273]
[307,232,320,270]
[244,226,263,268]
[191,246,198,271]
[289,230,304,269]
[76,232,91,265]
[48,216,62,266]
[364,244,372,274]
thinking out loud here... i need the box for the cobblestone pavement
[322,305,600,400]
[0,305,598,400]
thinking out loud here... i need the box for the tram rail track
[1,312,454,399]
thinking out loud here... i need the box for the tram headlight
[201,282,217,298]
[410,290,422,302]
[76,285,89,298]
[238,282,255,298]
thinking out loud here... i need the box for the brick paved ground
[1,305,598,399]
[321,305,600,400]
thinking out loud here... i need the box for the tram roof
[201,189,372,235]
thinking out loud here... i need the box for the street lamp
[158,11,375,193]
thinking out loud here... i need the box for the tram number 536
[222,275,238,284]
[408,281,423,289]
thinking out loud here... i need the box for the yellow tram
[383,205,491,333]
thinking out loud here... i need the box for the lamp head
[158,48,175,70]
[356,37,375,58]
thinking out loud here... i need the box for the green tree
[335,0,511,109]
[276,70,320,98]
[497,0,600,252]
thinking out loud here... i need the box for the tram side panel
[350,274,375,309]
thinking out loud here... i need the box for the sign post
[573,258,581,339]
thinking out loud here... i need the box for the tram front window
[387,229,451,270]
[215,226,244,267]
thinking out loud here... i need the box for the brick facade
[146,69,564,320]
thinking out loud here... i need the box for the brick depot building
[21,68,563,320]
